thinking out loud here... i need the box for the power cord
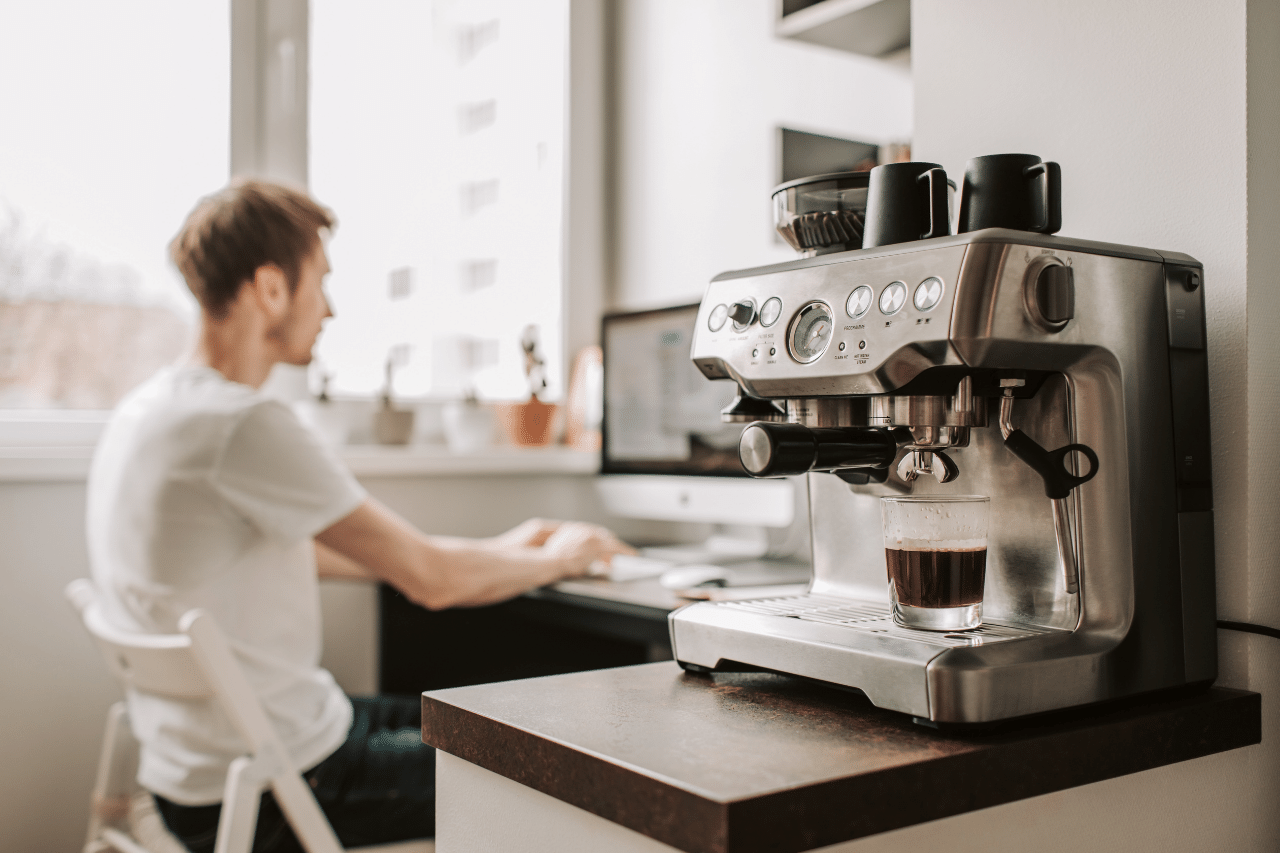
[1217,620,1280,642]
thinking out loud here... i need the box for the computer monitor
[597,304,800,540]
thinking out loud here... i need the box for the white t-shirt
[86,365,367,805]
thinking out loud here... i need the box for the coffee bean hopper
[772,171,871,256]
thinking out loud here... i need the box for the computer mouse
[659,565,731,590]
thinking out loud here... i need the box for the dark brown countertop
[421,662,1260,853]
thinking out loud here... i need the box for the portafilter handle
[738,422,898,478]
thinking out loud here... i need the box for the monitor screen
[601,304,745,477]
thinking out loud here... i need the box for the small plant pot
[496,397,559,447]
[373,406,415,445]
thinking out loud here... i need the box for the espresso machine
[668,157,1216,725]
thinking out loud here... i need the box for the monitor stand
[640,523,771,564]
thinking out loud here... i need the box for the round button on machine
[879,281,907,315]
[914,276,945,311]
[759,297,783,327]
[708,303,729,332]
[846,285,873,319]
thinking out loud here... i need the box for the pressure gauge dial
[788,301,834,364]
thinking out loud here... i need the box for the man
[86,179,631,852]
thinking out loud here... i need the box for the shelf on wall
[776,0,910,58]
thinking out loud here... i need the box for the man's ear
[246,263,291,319]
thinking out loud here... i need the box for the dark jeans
[154,695,435,853]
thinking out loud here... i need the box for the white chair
[66,579,434,853]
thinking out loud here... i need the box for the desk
[379,561,808,694]
[378,575,680,694]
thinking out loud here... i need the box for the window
[0,0,571,416]
[0,2,229,409]
[309,0,569,403]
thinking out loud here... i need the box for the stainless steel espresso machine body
[668,227,1215,724]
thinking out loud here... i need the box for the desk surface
[518,565,809,649]
[541,575,687,613]
[422,662,1260,853]
[530,557,812,618]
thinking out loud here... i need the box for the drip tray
[715,593,1062,648]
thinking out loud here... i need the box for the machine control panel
[691,244,970,397]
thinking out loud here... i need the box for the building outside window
[310,0,568,404]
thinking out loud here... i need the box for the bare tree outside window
[0,205,189,408]
[0,1,228,412]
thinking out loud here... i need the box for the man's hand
[489,517,559,549]
[488,519,634,577]
[539,521,635,578]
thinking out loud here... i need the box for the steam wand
[998,380,1099,595]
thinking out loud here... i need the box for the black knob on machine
[728,301,756,325]
[738,422,898,478]
[1036,264,1074,323]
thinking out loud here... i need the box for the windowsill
[0,444,600,483]
[0,410,601,482]
[338,444,600,477]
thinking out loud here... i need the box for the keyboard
[591,552,677,582]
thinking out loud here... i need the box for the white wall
[897,0,1277,848]
[611,0,912,310]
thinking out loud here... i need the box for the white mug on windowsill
[442,398,495,454]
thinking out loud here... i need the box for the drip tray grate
[716,594,1060,648]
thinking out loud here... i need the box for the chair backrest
[65,578,283,756]
[66,578,211,700]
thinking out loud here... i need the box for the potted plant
[496,325,558,447]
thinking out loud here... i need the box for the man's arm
[314,498,630,610]
[315,541,377,581]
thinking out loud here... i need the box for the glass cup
[881,495,990,631]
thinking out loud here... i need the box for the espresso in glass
[881,495,990,631]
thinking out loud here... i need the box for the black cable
[1217,620,1280,641]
